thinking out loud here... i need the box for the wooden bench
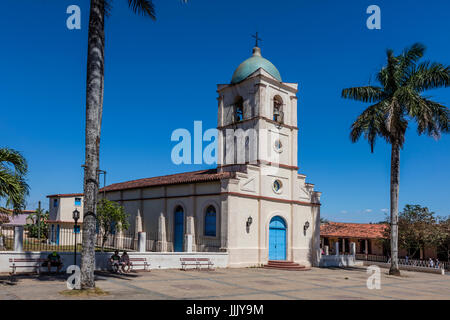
[180,257,214,271]
[129,257,150,272]
[9,258,47,275]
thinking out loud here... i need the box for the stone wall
[0,251,229,273]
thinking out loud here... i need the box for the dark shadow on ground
[1,270,146,285]
[0,272,69,285]
[94,270,141,281]
[322,266,367,273]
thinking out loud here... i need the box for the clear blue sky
[1,0,449,222]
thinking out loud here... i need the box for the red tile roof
[46,193,83,198]
[320,222,388,239]
[100,169,233,192]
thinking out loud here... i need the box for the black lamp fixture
[246,216,253,228]
[303,221,310,233]
[73,208,80,266]
[72,208,80,223]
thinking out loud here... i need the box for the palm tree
[342,43,450,275]
[0,148,29,214]
[81,0,187,289]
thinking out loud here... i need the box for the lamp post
[97,169,107,199]
[246,216,253,233]
[72,209,80,266]
[303,221,310,236]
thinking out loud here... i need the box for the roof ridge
[102,168,217,189]
[100,168,226,192]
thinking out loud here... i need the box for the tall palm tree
[342,43,450,275]
[81,0,187,289]
[0,148,29,214]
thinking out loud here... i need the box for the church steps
[263,260,310,271]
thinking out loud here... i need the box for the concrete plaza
[1,267,449,300]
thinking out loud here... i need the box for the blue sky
[1,0,449,222]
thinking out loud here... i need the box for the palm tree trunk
[389,141,401,276]
[81,0,105,289]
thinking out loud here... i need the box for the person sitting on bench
[110,250,121,273]
[46,251,62,273]
[120,251,131,272]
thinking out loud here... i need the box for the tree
[0,148,29,214]
[436,216,450,262]
[81,0,187,289]
[96,199,130,251]
[342,43,450,275]
[25,208,49,239]
[396,205,441,259]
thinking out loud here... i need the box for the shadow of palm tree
[94,270,140,281]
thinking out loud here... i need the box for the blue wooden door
[56,224,60,245]
[174,207,184,252]
[269,216,286,260]
[51,224,55,243]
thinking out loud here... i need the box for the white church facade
[99,44,322,268]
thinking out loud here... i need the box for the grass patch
[60,287,109,297]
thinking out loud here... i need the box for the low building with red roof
[320,222,388,256]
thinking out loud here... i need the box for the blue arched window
[204,205,217,237]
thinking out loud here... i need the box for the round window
[274,139,283,152]
[273,180,283,193]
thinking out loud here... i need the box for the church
[100,42,322,268]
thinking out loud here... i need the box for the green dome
[231,47,282,84]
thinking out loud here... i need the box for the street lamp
[246,216,253,230]
[303,221,310,235]
[97,169,107,199]
[73,209,80,266]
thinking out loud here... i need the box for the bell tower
[215,39,322,269]
[216,44,299,174]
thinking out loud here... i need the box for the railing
[0,226,136,252]
[95,230,138,252]
[1,226,223,253]
[355,253,388,262]
[355,253,449,270]
[0,225,82,252]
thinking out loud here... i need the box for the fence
[355,253,450,270]
[0,226,223,253]
[0,225,137,252]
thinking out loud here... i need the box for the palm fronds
[128,0,156,19]
[0,148,29,214]
[342,43,450,151]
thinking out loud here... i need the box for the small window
[273,96,283,123]
[273,179,283,193]
[53,199,58,208]
[274,139,282,152]
[74,197,82,206]
[234,96,244,122]
[204,206,217,237]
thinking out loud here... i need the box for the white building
[97,44,322,267]
[47,193,83,245]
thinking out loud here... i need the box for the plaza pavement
[0,266,449,300]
